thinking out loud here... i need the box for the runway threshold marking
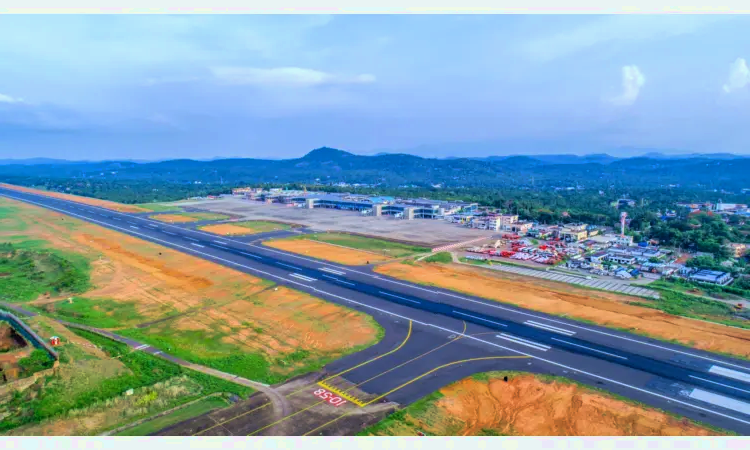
[315,381,366,407]
[361,356,530,407]
[496,334,550,352]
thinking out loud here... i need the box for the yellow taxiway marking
[363,355,531,406]
[195,320,413,435]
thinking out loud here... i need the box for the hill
[0,147,748,191]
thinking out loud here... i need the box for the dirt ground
[0,183,148,213]
[367,373,724,436]
[264,239,392,266]
[150,213,202,223]
[199,223,266,236]
[0,196,378,363]
[375,261,750,359]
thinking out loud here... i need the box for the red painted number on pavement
[313,388,348,407]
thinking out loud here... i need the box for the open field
[115,395,230,436]
[0,183,149,213]
[0,196,381,385]
[374,261,750,359]
[1,321,252,435]
[150,212,231,223]
[176,197,496,247]
[359,371,727,436]
[264,232,429,266]
[265,238,392,266]
[134,203,185,213]
[199,220,293,236]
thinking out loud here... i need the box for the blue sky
[0,14,749,160]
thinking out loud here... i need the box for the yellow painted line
[317,380,366,407]
[247,398,326,436]
[195,320,413,434]
[362,356,530,406]
[303,411,354,436]
[320,320,412,383]
[193,402,271,436]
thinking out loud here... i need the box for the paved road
[3,187,750,435]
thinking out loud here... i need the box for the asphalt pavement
[3,187,750,435]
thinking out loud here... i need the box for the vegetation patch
[41,297,146,328]
[632,288,750,329]
[422,252,452,264]
[0,243,91,303]
[115,395,229,436]
[150,212,231,223]
[282,232,428,258]
[0,328,252,434]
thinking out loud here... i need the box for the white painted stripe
[240,251,262,259]
[153,351,163,356]
[164,231,176,235]
[500,333,550,349]
[709,366,750,384]
[134,344,149,350]
[550,338,628,360]
[214,240,229,245]
[525,320,576,336]
[321,274,355,286]
[191,243,205,248]
[185,237,198,241]
[147,224,158,228]
[689,376,750,395]
[213,245,229,250]
[496,334,549,351]
[278,262,302,270]
[689,389,750,415]
[113,218,122,221]
[128,221,136,225]
[6,192,750,427]
[99,213,106,217]
[454,311,507,327]
[130,226,139,229]
[379,291,420,304]
[320,267,346,276]
[289,273,316,282]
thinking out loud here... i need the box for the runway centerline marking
[191,243,205,248]
[550,338,627,360]
[379,291,419,304]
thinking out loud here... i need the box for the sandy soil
[264,239,392,266]
[199,223,265,236]
[0,196,377,362]
[374,262,750,359]
[0,183,148,213]
[370,373,724,436]
[150,213,201,223]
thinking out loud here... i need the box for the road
[2,186,750,435]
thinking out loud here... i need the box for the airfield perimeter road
[3,187,750,435]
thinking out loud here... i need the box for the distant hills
[0,147,748,191]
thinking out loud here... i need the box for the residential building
[589,251,608,264]
[606,254,637,265]
[689,270,733,286]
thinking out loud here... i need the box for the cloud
[722,57,750,94]
[521,15,728,63]
[609,65,645,106]
[209,67,376,88]
[0,93,23,103]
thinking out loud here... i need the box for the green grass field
[116,395,229,436]
[152,212,231,222]
[0,243,91,303]
[43,297,146,328]
[134,203,184,213]
[284,232,429,258]
[200,220,292,234]
[422,252,452,264]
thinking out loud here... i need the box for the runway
[2,186,750,435]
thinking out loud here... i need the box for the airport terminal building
[233,188,477,220]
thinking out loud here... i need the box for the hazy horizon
[1,15,749,160]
